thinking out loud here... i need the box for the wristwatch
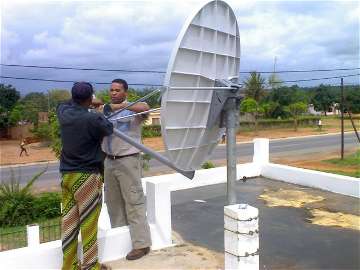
[103,103,113,117]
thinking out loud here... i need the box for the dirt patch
[107,232,223,269]
[143,137,165,151]
[308,209,360,231]
[259,188,360,231]
[259,189,325,208]
[0,140,57,165]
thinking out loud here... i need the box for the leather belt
[106,153,138,160]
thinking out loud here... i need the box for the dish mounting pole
[216,79,243,205]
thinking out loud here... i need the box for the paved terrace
[108,177,360,270]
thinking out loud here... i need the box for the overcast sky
[1,0,359,95]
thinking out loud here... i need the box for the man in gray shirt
[101,79,152,260]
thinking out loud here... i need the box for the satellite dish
[161,0,241,171]
[111,0,243,199]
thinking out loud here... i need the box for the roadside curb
[0,160,58,169]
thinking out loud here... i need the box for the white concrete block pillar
[224,204,259,270]
[253,138,269,165]
[26,224,40,247]
[146,179,172,246]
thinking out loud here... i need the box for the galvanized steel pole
[112,129,195,179]
[225,98,238,205]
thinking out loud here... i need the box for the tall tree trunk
[254,114,258,135]
[294,117,298,131]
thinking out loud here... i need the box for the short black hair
[71,82,94,104]
[112,78,128,91]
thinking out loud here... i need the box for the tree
[344,86,360,113]
[141,87,161,108]
[311,84,334,116]
[243,71,266,102]
[48,89,71,110]
[285,102,307,131]
[261,101,279,118]
[49,112,61,158]
[9,103,26,126]
[96,88,143,104]
[96,89,111,103]
[268,73,283,89]
[21,92,48,125]
[0,84,20,111]
[240,98,264,134]
[266,85,308,118]
[127,88,142,102]
[0,84,20,128]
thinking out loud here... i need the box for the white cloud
[1,0,359,93]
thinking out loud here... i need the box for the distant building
[38,112,49,123]
[308,103,340,116]
[144,111,161,125]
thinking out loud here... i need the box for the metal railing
[0,227,27,251]
[39,219,61,244]
[0,219,61,251]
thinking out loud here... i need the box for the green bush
[33,192,61,220]
[0,167,61,227]
[238,116,320,131]
[49,111,61,158]
[0,193,36,227]
[201,161,215,169]
[141,153,152,171]
[31,123,52,141]
[142,125,161,138]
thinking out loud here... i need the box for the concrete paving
[171,177,360,270]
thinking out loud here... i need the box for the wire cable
[277,73,360,84]
[0,76,162,87]
[0,63,166,74]
[0,73,358,86]
[1,63,359,74]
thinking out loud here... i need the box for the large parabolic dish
[161,0,241,171]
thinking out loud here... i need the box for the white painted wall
[261,163,360,198]
[142,162,262,194]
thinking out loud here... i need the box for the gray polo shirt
[102,109,142,157]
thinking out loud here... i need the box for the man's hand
[92,97,104,107]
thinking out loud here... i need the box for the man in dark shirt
[57,82,113,270]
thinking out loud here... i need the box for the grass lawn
[321,150,360,178]
[0,217,61,251]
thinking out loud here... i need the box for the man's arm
[89,113,114,139]
[110,102,150,113]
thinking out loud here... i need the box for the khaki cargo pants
[104,154,152,249]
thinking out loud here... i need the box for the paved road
[0,133,358,185]
[172,177,360,270]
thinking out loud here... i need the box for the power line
[1,73,359,87]
[277,73,360,84]
[0,64,166,74]
[240,67,360,74]
[1,63,359,74]
[0,76,162,87]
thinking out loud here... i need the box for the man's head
[72,82,94,107]
[110,79,128,104]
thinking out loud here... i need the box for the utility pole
[47,90,50,113]
[340,78,344,160]
[273,56,277,73]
